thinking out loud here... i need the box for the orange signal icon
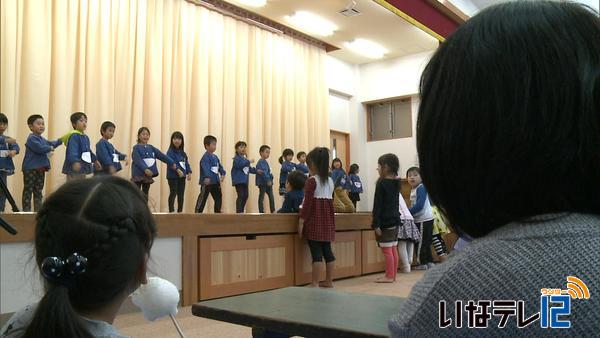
[564,276,590,300]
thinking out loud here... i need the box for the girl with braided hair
[1,176,156,338]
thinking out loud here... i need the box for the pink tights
[381,246,399,279]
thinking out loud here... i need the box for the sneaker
[427,262,436,269]
[399,265,411,273]
[413,264,428,270]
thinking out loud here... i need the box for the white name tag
[211,166,219,174]
[113,154,120,163]
[341,177,346,185]
[243,167,249,175]
[81,152,92,163]
[179,161,186,170]
[143,158,156,167]
[354,182,362,188]
[0,150,8,158]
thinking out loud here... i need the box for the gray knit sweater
[389,213,599,337]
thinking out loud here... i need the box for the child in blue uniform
[195,135,226,213]
[331,158,355,213]
[278,148,296,195]
[95,121,128,175]
[347,163,363,209]
[296,151,309,176]
[231,141,259,213]
[277,171,306,213]
[166,132,191,213]
[0,113,19,212]
[131,127,177,201]
[21,115,62,211]
[256,145,275,213]
[62,112,101,181]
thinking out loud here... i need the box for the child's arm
[371,181,383,230]
[409,185,428,215]
[232,156,244,170]
[185,154,192,175]
[131,146,149,171]
[282,161,296,174]
[154,146,176,168]
[277,195,292,213]
[331,170,342,187]
[9,141,20,157]
[65,136,81,168]
[218,157,226,177]
[96,141,112,169]
[200,154,211,185]
[116,148,127,161]
[27,136,53,154]
[49,139,63,148]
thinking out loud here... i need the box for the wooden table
[192,287,404,337]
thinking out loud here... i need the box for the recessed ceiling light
[344,39,388,59]
[231,0,267,7]
[285,11,338,37]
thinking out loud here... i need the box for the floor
[114,270,426,338]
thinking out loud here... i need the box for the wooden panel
[400,179,411,206]
[181,235,199,306]
[295,231,362,285]
[0,213,374,243]
[361,230,386,274]
[199,235,295,300]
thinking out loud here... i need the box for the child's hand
[186,174,191,181]
[203,177,210,185]
[144,169,153,177]
[171,164,177,170]
[374,228,382,237]
[109,166,117,174]
[94,161,102,171]
[8,150,17,158]
[249,159,255,164]
[177,169,184,178]
[50,146,55,152]
[257,169,264,175]
[220,175,225,182]
[72,162,81,172]
[267,181,272,187]
[297,220,304,239]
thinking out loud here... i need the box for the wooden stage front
[0,213,389,306]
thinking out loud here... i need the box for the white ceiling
[225,0,440,65]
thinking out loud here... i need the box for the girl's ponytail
[24,285,91,338]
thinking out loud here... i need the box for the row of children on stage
[0,112,365,214]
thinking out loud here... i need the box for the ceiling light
[231,0,266,7]
[344,39,388,59]
[285,11,338,37]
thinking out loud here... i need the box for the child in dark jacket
[278,171,306,213]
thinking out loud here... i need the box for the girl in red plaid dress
[298,147,336,288]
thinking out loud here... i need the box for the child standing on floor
[277,171,306,213]
[166,132,191,213]
[196,135,226,213]
[21,115,62,212]
[0,113,19,212]
[62,112,101,181]
[397,183,421,273]
[299,147,336,288]
[295,151,309,176]
[95,121,128,175]
[232,141,260,213]
[407,166,435,270]
[256,145,275,213]
[347,163,363,209]
[0,176,156,338]
[278,148,296,196]
[431,205,450,262]
[372,154,401,283]
[331,158,355,213]
[131,127,177,201]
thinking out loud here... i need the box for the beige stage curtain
[0,0,329,213]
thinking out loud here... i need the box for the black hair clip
[41,252,88,281]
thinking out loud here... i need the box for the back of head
[349,164,359,175]
[417,1,600,238]
[306,147,330,184]
[378,154,399,176]
[25,176,156,338]
[287,171,307,191]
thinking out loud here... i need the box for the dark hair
[306,147,329,185]
[70,112,87,127]
[378,153,399,176]
[137,127,150,144]
[100,121,116,136]
[417,1,600,238]
[286,171,306,191]
[331,158,343,170]
[204,135,217,147]
[259,145,270,153]
[349,163,359,175]
[0,113,8,124]
[278,148,294,164]
[296,151,306,160]
[234,141,247,156]
[406,166,420,177]
[23,176,156,338]
[170,131,185,151]
[27,114,44,126]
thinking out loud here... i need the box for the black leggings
[136,182,151,201]
[235,184,249,213]
[168,178,186,213]
[417,220,434,265]
[307,240,335,263]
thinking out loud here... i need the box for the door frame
[330,129,351,171]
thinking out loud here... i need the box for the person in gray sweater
[389,1,600,336]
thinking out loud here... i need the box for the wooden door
[330,130,350,170]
